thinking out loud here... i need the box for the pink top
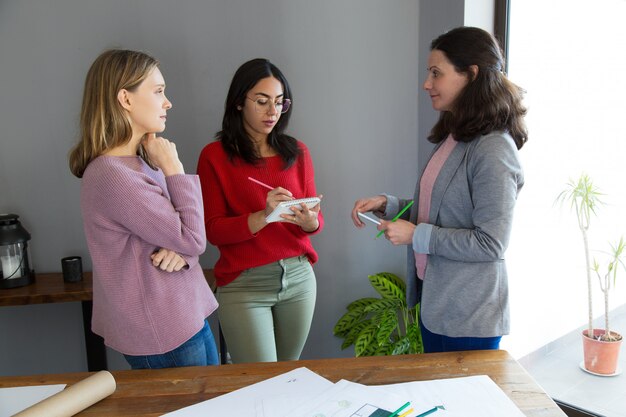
[81,155,217,355]
[415,134,457,279]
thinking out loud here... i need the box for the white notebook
[265,197,321,223]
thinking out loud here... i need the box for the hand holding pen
[376,200,414,240]
[245,177,292,233]
[377,218,416,245]
[247,177,294,216]
[248,177,322,231]
[352,196,416,244]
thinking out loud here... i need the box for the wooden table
[0,272,107,372]
[0,270,224,372]
[0,350,566,417]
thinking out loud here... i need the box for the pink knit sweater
[81,155,217,355]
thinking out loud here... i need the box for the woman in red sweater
[197,58,323,363]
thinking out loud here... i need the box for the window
[499,0,626,359]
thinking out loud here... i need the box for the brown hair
[69,49,159,177]
[428,27,528,150]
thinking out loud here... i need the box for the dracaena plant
[592,237,626,341]
[557,174,600,340]
[333,272,423,356]
[557,173,624,342]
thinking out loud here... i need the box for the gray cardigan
[384,131,523,337]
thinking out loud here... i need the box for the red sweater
[197,140,323,286]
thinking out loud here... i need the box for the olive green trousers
[216,256,316,363]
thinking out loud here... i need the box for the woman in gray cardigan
[351,27,528,353]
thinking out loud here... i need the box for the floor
[519,305,626,417]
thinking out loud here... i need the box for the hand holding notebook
[265,197,322,223]
[248,177,321,224]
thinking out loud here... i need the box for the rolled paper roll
[14,371,116,417]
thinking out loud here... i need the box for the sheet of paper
[283,379,422,417]
[0,384,65,417]
[372,375,526,417]
[164,368,524,417]
[163,367,333,417]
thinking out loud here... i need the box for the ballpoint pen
[376,200,414,238]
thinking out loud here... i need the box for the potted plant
[558,173,624,375]
[333,272,422,356]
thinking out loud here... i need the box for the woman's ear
[469,65,479,81]
[117,89,132,111]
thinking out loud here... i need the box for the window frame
[494,0,511,73]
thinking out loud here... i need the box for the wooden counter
[0,350,566,417]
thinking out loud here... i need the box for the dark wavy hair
[428,27,528,150]
[217,58,300,167]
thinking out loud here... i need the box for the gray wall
[0,0,470,376]
[417,1,465,169]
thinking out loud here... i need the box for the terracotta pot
[582,328,622,375]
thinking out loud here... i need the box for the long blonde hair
[69,49,159,178]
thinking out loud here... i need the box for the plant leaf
[406,321,423,354]
[362,342,380,357]
[341,320,370,349]
[391,336,410,355]
[364,298,402,313]
[376,311,399,345]
[375,343,394,356]
[346,297,379,311]
[355,323,378,357]
[375,272,406,292]
[333,309,366,336]
[369,273,405,300]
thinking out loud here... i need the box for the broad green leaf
[374,307,396,324]
[355,323,378,357]
[361,342,379,357]
[374,272,406,292]
[347,297,379,311]
[375,343,394,356]
[406,322,423,354]
[391,336,410,355]
[376,311,399,345]
[369,274,405,300]
[334,309,366,336]
[341,320,370,349]
[364,298,402,313]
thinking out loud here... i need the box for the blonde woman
[69,49,218,368]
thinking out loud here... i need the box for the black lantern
[0,214,35,289]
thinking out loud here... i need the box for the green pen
[387,401,411,417]
[376,200,414,238]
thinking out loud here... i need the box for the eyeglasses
[246,96,291,114]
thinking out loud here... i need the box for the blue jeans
[124,319,218,369]
[420,316,501,353]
